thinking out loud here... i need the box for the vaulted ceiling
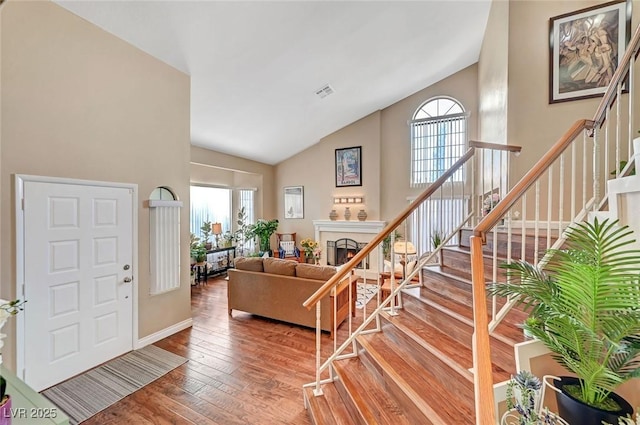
[55,0,492,165]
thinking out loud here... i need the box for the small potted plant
[200,221,213,250]
[246,218,279,255]
[501,371,564,425]
[489,218,640,425]
[222,231,235,248]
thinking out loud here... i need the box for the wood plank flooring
[82,277,318,425]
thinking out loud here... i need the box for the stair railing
[470,22,640,425]
[302,142,521,399]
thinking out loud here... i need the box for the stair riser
[359,330,476,422]
[381,318,475,395]
[459,229,554,261]
[356,341,436,424]
[440,248,509,280]
[422,269,473,305]
[331,373,369,425]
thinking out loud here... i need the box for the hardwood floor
[83,277,319,425]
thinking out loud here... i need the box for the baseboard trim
[134,318,193,349]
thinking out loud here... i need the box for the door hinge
[21,198,24,210]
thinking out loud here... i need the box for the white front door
[22,180,134,391]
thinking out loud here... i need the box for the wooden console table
[0,365,69,424]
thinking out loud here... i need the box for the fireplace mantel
[313,220,386,277]
[312,220,386,240]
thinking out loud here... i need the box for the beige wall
[506,0,640,183]
[191,146,275,221]
[380,64,479,219]
[478,0,509,145]
[274,112,381,240]
[1,1,192,368]
[274,64,478,240]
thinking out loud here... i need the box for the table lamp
[393,240,416,279]
[212,222,222,248]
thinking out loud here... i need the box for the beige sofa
[228,257,355,333]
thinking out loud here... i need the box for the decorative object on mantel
[357,209,367,221]
[329,209,338,221]
[333,196,364,204]
[344,207,351,221]
[0,298,26,421]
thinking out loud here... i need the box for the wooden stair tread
[357,331,475,424]
[402,286,523,347]
[304,385,345,425]
[380,309,475,379]
[400,294,516,378]
[333,357,418,425]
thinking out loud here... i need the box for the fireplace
[327,238,369,269]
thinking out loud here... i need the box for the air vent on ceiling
[315,84,334,99]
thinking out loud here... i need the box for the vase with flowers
[483,192,501,216]
[0,298,26,421]
[300,238,321,264]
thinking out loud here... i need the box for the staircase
[303,229,547,424]
[303,23,640,425]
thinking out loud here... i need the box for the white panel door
[23,181,133,391]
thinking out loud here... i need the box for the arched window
[410,97,468,186]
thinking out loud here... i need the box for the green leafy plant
[246,219,279,253]
[200,221,213,246]
[190,232,201,251]
[430,230,443,249]
[489,218,640,410]
[190,244,207,263]
[235,207,250,255]
[382,230,402,259]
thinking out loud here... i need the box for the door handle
[123,277,132,283]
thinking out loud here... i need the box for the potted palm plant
[489,218,640,425]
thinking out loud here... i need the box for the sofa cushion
[296,263,337,281]
[263,257,297,276]
[234,257,264,272]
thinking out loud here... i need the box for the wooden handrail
[468,140,522,153]
[303,147,476,310]
[593,23,640,125]
[474,119,594,238]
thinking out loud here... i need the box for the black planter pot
[553,376,633,425]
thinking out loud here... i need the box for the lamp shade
[212,222,222,235]
[393,241,416,255]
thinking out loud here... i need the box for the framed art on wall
[549,0,631,104]
[335,146,362,187]
[284,186,304,219]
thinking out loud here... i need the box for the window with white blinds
[408,197,467,251]
[410,98,468,187]
[190,186,231,237]
[238,189,255,252]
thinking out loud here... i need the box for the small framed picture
[335,146,362,187]
[549,0,630,103]
[284,186,304,219]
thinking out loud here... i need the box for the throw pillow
[296,263,337,281]
[405,260,417,277]
[383,260,403,274]
[263,257,297,276]
[234,257,264,272]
